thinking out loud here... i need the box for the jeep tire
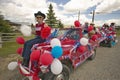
[44,64,70,80]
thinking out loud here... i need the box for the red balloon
[109,27,113,31]
[30,50,41,61]
[39,53,53,66]
[91,35,98,41]
[74,20,80,27]
[16,47,23,55]
[111,32,116,35]
[78,46,86,53]
[96,33,101,38]
[33,76,39,80]
[89,39,93,43]
[88,26,93,32]
[16,37,25,44]
[41,26,51,39]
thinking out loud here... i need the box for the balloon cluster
[78,37,89,53]
[40,38,63,75]
[16,37,25,55]
[50,38,63,75]
[30,38,63,75]
[30,49,54,66]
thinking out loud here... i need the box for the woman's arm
[31,24,36,35]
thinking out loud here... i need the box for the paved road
[70,37,120,80]
[0,37,120,80]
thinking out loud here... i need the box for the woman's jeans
[22,36,45,60]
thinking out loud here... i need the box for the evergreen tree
[45,4,58,28]
[57,20,64,28]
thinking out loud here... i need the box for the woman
[22,11,47,66]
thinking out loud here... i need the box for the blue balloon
[51,46,63,58]
[108,35,113,39]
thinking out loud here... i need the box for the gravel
[70,37,120,80]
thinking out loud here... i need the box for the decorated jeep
[99,27,117,47]
[8,27,101,80]
[8,19,106,80]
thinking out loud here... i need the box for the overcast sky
[0,0,120,26]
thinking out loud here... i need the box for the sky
[0,0,120,26]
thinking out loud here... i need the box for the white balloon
[50,38,61,48]
[115,40,118,43]
[80,37,88,46]
[20,25,32,36]
[50,59,63,75]
[8,62,18,71]
[114,34,116,37]
[96,28,99,32]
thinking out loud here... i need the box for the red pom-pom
[30,50,41,61]
[39,53,53,66]
[91,35,98,41]
[16,47,23,55]
[16,37,25,44]
[74,20,80,27]
[88,26,93,32]
[78,46,86,53]
[41,26,51,39]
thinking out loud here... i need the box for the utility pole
[92,10,95,23]
[78,10,80,21]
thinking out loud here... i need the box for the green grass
[0,34,35,57]
[0,42,21,57]
[116,30,120,36]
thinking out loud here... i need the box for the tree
[0,13,12,32]
[45,4,58,28]
[57,20,64,28]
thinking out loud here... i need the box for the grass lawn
[0,42,21,57]
[116,30,120,36]
[0,34,35,57]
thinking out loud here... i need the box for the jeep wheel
[88,49,96,60]
[44,65,70,80]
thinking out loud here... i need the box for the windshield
[57,28,81,40]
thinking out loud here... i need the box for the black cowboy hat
[34,11,46,19]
